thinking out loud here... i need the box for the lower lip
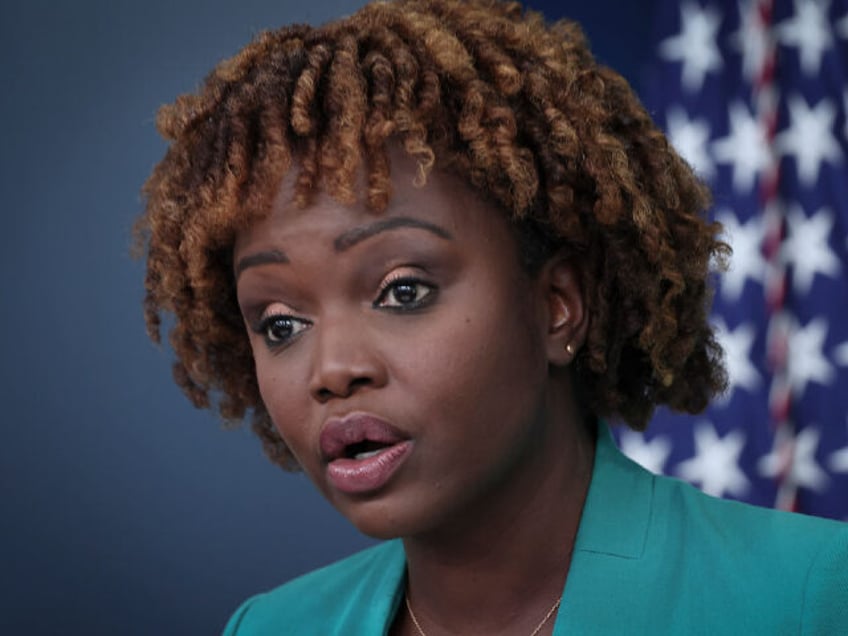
[326,441,413,495]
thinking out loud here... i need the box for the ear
[539,253,588,366]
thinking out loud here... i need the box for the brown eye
[375,278,435,310]
[391,282,421,304]
[257,314,311,347]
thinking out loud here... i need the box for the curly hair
[137,0,728,469]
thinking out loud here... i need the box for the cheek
[399,300,545,429]
[254,356,312,452]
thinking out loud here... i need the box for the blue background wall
[0,2,652,633]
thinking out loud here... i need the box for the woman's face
[234,153,561,539]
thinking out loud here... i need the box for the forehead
[233,149,515,257]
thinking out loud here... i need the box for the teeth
[354,449,384,461]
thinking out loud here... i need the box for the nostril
[349,377,372,391]
[313,375,374,402]
[314,387,335,402]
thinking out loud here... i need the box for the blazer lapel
[553,423,655,634]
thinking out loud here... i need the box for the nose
[308,314,387,403]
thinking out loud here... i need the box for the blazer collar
[571,422,654,560]
[373,422,655,634]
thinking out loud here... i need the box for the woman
[136,0,848,633]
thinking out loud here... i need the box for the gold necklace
[405,593,562,636]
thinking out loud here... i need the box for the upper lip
[319,412,410,461]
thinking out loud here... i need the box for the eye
[256,314,312,347]
[375,276,435,310]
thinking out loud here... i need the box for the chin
[355,523,405,541]
[335,496,423,541]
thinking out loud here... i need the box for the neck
[400,399,596,635]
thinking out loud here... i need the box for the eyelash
[373,275,437,311]
[255,314,312,349]
[252,275,436,349]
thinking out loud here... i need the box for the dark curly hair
[136,0,728,469]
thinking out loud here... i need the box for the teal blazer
[224,426,848,634]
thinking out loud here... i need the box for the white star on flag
[830,447,848,473]
[666,106,715,179]
[640,0,848,520]
[838,11,848,39]
[775,0,834,76]
[676,421,749,498]
[775,95,842,187]
[829,424,848,474]
[618,430,672,474]
[782,205,841,295]
[834,341,848,366]
[713,318,761,402]
[659,1,723,93]
[729,0,772,82]
[844,89,848,140]
[758,426,829,493]
[716,210,765,301]
[787,317,836,398]
[712,101,771,193]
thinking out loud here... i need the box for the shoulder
[653,469,846,557]
[222,540,406,636]
[799,517,848,633]
[582,428,848,632]
[651,471,848,629]
[593,424,846,571]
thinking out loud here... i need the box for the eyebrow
[234,249,288,278]
[333,216,453,252]
[235,216,452,278]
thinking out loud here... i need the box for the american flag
[612,0,848,520]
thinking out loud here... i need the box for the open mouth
[344,440,392,460]
[319,412,410,462]
[319,413,414,494]
[326,438,414,494]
